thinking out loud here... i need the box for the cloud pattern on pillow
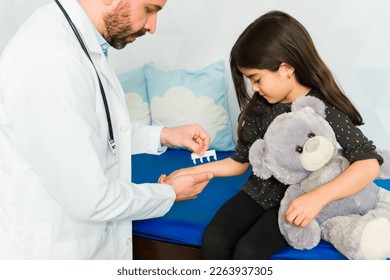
[117,66,151,125]
[145,61,235,151]
[124,93,151,125]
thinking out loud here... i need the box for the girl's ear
[279,62,295,79]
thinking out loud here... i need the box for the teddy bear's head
[249,96,338,185]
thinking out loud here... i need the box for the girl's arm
[286,158,380,227]
[159,157,250,183]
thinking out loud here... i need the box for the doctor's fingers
[178,124,210,155]
[191,128,211,155]
[191,172,214,186]
[171,172,214,201]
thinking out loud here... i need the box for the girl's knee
[233,239,261,259]
[202,226,227,248]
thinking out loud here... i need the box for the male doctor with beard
[0,0,213,259]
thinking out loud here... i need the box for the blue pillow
[117,65,151,125]
[144,61,235,151]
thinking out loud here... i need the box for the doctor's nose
[145,14,157,34]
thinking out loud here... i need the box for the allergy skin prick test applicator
[191,150,217,165]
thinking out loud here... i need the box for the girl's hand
[158,174,168,184]
[158,167,196,184]
[163,168,195,182]
[285,191,326,228]
[158,169,214,201]
[169,172,213,201]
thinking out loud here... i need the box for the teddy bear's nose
[300,136,335,171]
[304,138,320,153]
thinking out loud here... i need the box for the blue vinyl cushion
[132,148,390,260]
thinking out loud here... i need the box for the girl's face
[240,64,300,104]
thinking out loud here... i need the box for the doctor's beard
[107,25,147,49]
[103,3,147,49]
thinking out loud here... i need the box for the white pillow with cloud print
[144,60,235,151]
[117,65,151,125]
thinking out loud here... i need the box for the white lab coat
[0,0,175,259]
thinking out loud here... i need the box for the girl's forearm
[313,158,381,206]
[181,157,250,177]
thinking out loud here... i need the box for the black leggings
[202,191,288,260]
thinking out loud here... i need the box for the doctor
[0,0,213,259]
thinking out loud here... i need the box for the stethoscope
[55,0,116,154]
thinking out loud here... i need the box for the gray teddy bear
[249,95,390,259]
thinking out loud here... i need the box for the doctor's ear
[279,62,295,79]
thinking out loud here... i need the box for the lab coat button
[120,125,128,133]
[125,237,132,245]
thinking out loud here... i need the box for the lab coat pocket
[31,223,53,259]
[51,225,114,259]
[0,175,16,241]
[0,120,18,200]
[0,154,18,227]
[0,174,16,244]
[0,174,14,204]
[0,149,15,204]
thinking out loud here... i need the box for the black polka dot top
[231,88,383,209]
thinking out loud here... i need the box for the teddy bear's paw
[282,222,321,250]
[360,217,390,260]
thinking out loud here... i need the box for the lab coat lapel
[103,62,132,181]
[61,0,131,181]
[99,56,133,181]
[100,59,126,103]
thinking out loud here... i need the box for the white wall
[2,0,390,149]
[0,0,52,53]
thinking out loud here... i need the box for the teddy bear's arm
[278,184,321,250]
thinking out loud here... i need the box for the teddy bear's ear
[249,139,273,179]
[377,149,390,179]
[291,96,327,119]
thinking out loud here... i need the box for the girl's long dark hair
[230,10,363,143]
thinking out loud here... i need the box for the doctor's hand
[167,172,214,201]
[160,124,210,155]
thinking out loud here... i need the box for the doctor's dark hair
[230,10,363,143]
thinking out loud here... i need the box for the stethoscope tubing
[55,0,116,153]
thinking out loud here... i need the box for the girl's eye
[308,133,315,138]
[296,146,303,153]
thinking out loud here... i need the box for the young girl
[159,10,383,259]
